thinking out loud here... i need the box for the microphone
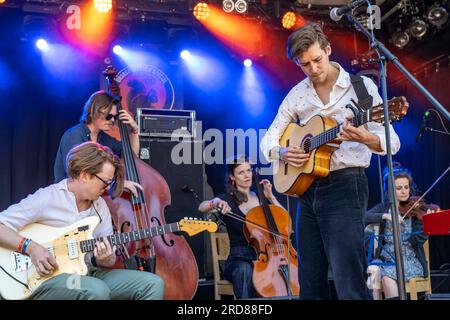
[416,111,430,142]
[330,0,367,22]
[182,185,202,204]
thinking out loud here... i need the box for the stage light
[409,18,428,39]
[427,4,448,28]
[93,0,112,13]
[0,0,6,4]
[282,11,297,30]
[36,38,49,51]
[243,59,252,68]
[193,2,210,20]
[235,0,247,14]
[391,30,409,49]
[222,0,234,13]
[180,50,191,60]
[113,45,123,55]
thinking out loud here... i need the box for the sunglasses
[104,113,119,121]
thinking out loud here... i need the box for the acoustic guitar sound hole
[302,136,311,153]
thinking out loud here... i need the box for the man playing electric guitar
[0,141,164,299]
[260,23,401,300]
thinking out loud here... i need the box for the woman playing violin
[198,155,285,299]
[365,162,439,300]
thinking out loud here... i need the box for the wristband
[21,239,32,255]
[17,237,26,253]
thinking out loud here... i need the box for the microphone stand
[341,9,448,299]
[183,186,214,280]
[186,187,226,228]
[424,127,450,137]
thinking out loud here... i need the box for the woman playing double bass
[198,155,286,299]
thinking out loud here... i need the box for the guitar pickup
[78,225,89,232]
[67,239,79,259]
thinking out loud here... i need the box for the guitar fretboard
[307,108,372,151]
[79,222,180,253]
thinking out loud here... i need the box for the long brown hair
[225,155,251,205]
[79,90,118,124]
[66,141,124,199]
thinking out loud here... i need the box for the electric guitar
[273,97,409,196]
[0,216,217,300]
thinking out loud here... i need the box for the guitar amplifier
[137,108,196,139]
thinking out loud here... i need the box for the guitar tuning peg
[189,217,193,220]
[194,218,198,220]
[184,217,188,220]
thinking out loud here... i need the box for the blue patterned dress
[376,218,424,280]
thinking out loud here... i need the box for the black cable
[0,264,30,290]
[91,201,103,224]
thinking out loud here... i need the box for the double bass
[102,65,199,299]
[244,169,300,297]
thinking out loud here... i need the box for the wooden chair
[367,226,432,300]
[210,232,235,300]
[406,240,432,300]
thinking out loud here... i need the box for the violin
[243,168,300,297]
[399,196,440,221]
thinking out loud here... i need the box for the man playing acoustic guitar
[0,141,164,300]
[260,23,401,300]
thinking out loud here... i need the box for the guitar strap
[349,74,373,111]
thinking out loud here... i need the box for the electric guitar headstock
[179,218,218,236]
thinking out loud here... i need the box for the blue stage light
[113,45,123,55]
[36,39,49,51]
[180,50,191,60]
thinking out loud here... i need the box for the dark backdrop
[1,9,449,275]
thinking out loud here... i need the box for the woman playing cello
[198,155,287,299]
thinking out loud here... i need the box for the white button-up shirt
[0,179,113,265]
[260,62,401,171]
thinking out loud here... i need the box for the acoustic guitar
[273,97,409,196]
[0,216,217,300]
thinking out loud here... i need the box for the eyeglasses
[104,113,119,121]
[94,174,115,190]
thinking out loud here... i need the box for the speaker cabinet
[139,138,211,277]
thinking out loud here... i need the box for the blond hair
[66,141,123,198]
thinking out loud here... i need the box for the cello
[102,65,199,299]
[244,168,300,297]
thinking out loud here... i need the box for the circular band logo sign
[115,65,175,114]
